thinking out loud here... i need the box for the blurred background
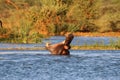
[0,0,120,43]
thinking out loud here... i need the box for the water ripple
[0,50,120,80]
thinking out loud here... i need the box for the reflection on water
[0,50,120,80]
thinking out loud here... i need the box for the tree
[67,0,100,32]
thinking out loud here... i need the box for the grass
[72,39,120,50]
[72,45,120,50]
[73,32,120,37]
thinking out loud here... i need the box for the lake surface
[0,36,120,80]
[0,36,119,49]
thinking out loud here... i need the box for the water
[0,36,119,49]
[44,36,119,45]
[0,36,120,80]
[0,50,120,80]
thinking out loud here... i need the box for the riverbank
[0,32,120,50]
[73,32,120,37]
[1,32,120,38]
[72,46,120,50]
[0,45,120,50]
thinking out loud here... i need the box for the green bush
[0,28,7,35]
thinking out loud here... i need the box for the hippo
[45,33,74,55]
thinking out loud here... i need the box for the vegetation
[72,39,120,50]
[0,0,120,43]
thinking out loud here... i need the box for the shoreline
[0,46,119,51]
[0,32,120,50]
[0,32,120,38]
[72,46,120,50]
[73,32,120,37]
